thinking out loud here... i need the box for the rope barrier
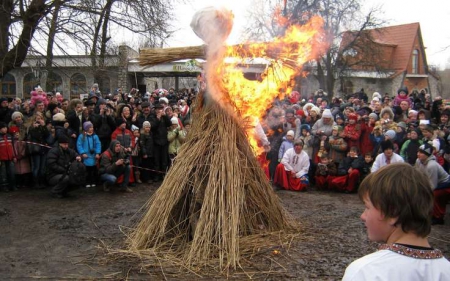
[15,140,167,175]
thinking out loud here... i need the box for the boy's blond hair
[358,163,433,237]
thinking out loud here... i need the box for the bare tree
[1,0,180,80]
[242,0,384,98]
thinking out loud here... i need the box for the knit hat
[384,130,396,140]
[380,140,394,151]
[171,117,179,125]
[83,121,93,131]
[418,143,433,156]
[52,113,66,122]
[397,122,407,130]
[368,113,378,120]
[159,97,169,104]
[286,130,295,137]
[8,126,19,134]
[372,92,381,99]
[322,108,332,118]
[58,134,70,144]
[143,121,151,128]
[348,113,358,121]
[398,86,409,95]
[0,97,7,104]
[11,111,23,120]
[300,124,311,132]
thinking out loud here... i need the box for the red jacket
[0,133,15,161]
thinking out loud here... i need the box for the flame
[216,16,326,154]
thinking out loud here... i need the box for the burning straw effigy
[113,6,326,275]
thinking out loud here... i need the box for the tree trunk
[99,0,114,69]
[0,0,49,78]
[0,0,14,75]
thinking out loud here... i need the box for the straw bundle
[140,43,304,69]
[127,93,297,271]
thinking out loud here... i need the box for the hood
[109,140,120,151]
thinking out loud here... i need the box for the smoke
[190,7,234,104]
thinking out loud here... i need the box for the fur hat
[322,109,332,118]
[286,130,295,137]
[384,130,396,140]
[11,111,23,120]
[310,106,321,116]
[83,121,93,131]
[372,92,381,100]
[52,113,66,122]
[380,107,394,120]
[131,125,139,131]
[143,121,151,128]
[418,143,433,156]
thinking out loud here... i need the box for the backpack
[68,160,86,186]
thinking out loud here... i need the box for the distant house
[338,22,440,99]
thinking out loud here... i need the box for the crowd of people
[0,84,195,197]
[0,84,449,224]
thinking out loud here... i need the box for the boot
[135,171,142,184]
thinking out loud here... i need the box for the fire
[217,16,326,154]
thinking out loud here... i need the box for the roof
[369,22,420,71]
[341,22,422,73]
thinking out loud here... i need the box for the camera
[122,151,131,165]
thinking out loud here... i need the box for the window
[70,73,87,99]
[412,49,419,74]
[343,80,354,96]
[1,73,16,98]
[23,73,40,99]
[45,71,63,94]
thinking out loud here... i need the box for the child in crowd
[329,146,363,193]
[0,122,17,191]
[167,117,186,167]
[278,130,295,162]
[314,153,337,190]
[76,121,101,188]
[131,125,142,183]
[400,128,423,165]
[360,152,373,182]
[343,163,450,280]
[327,125,347,167]
[10,126,31,188]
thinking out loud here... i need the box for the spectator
[46,134,82,198]
[342,163,450,280]
[0,122,17,191]
[371,140,404,173]
[99,140,132,193]
[273,139,310,191]
[77,121,101,188]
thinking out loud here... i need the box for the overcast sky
[165,0,450,69]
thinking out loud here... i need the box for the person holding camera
[98,140,132,193]
[77,121,101,188]
[46,134,82,198]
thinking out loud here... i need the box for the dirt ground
[1,182,449,280]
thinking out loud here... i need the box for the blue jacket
[76,133,101,166]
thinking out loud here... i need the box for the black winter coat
[150,114,171,146]
[46,146,78,181]
[337,156,364,176]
